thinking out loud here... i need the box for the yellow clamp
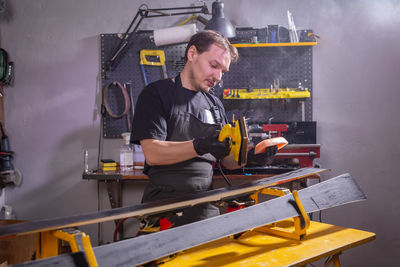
[140,49,166,66]
[36,229,98,267]
[261,187,291,197]
[292,190,311,231]
[256,188,310,240]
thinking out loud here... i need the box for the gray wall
[1,0,399,265]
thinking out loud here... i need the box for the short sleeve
[130,83,169,144]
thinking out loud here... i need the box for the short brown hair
[184,30,239,63]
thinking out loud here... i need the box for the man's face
[187,44,231,93]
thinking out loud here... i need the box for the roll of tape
[154,24,197,46]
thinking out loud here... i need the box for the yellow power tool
[219,117,249,165]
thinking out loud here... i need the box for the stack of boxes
[100,159,117,172]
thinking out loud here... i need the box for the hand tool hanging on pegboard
[102,82,132,131]
[139,49,168,86]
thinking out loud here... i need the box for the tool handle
[140,49,166,66]
[141,65,149,86]
[218,124,235,159]
[218,117,248,165]
[218,123,233,142]
[218,123,237,161]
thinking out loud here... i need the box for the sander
[219,116,248,165]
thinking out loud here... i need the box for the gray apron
[142,75,224,226]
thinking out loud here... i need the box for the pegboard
[219,45,313,123]
[100,30,314,138]
[101,32,186,138]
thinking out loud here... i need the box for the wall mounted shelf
[233,42,317,48]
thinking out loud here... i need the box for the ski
[13,173,366,267]
[0,167,327,238]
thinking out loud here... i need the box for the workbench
[82,168,286,181]
[159,220,375,266]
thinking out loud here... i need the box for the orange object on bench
[254,137,288,154]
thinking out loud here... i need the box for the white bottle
[120,132,133,173]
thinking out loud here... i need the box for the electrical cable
[309,177,323,222]
[97,181,101,244]
[97,93,105,244]
[318,176,323,222]
[113,218,128,242]
[125,109,131,133]
[217,160,232,187]
[126,82,135,132]
[0,121,6,137]
[103,82,131,118]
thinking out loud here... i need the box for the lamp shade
[205,0,236,38]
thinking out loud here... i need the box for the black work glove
[246,145,278,166]
[193,131,231,160]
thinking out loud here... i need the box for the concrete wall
[1,0,399,265]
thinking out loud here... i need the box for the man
[131,30,276,226]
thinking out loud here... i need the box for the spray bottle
[120,132,133,173]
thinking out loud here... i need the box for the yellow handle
[219,122,242,163]
[218,123,232,142]
[140,49,166,66]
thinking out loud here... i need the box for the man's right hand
[193,131,231,160]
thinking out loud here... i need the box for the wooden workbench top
[83,169,320,181]
[161,220,375,266]
[83,170,277,181]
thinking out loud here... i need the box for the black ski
[14,173,365,267]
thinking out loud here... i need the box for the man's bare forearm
[140,139,198,165]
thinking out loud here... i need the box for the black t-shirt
[131,77,228,208]
[131,78,228,144]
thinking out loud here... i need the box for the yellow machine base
[160,220,375,266]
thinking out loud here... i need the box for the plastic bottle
[133,144,145,169]
[120,132,133,173]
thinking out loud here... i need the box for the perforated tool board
[101,30,314,138]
